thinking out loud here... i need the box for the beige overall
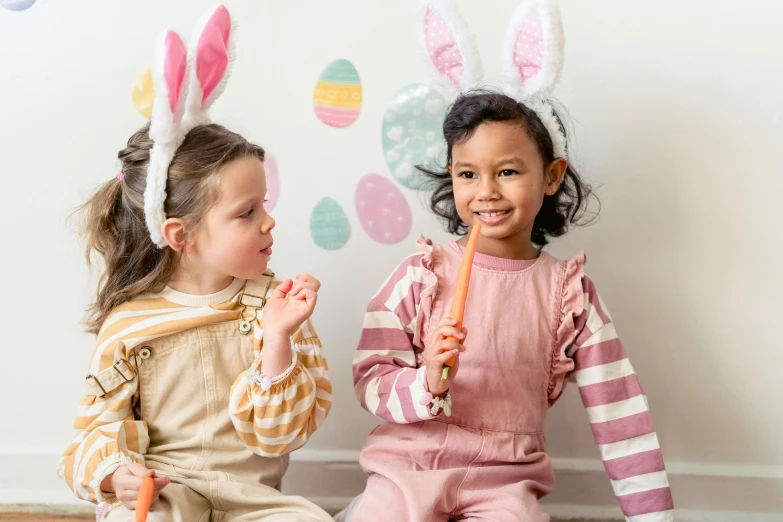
[103,277,333,522]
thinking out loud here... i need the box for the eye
[459,171,477,179]
[499,169,518,177]
[240,207,255,218]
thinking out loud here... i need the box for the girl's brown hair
[80,123,265,334]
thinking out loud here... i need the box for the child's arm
[229,318,331,457]
[568,276,675,520]
[57,342,148,505]
[353,253,438,423]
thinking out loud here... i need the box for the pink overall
[352,241,584,522]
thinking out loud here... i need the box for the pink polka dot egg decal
[355,174,412,244]
[263,153,280,212]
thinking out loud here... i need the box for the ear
[416,0,484,98]
[183,4,235,130]
[161,217,191,253]
[544,157,568,196]
[500,0,564,101]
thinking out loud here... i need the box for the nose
[476,174,500,201]
[261,211,275,234]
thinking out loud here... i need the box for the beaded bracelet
[245,347,298,391]
[416,366,452,417]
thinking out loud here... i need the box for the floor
[0,513,600,522]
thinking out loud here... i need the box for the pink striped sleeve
[352,253,435,423]
[570,276,675,521]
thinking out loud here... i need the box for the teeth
[478,211,508,217]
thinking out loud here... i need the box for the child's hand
[263,274,320,339]
[423,317,467,397]
[103,463,170,510]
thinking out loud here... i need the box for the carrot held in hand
[442,222,482,380]
[136,475,155,522]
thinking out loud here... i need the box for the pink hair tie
[116,170,125,181]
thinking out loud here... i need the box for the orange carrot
[136,475,155,522]
[441,222,482,380]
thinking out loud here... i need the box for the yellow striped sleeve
[56,341,147,504]
[57,302,171,504]
[228,319,332,456]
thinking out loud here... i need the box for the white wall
[1,0,781,518]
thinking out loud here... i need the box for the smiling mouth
[475,210,511,217]
[474,209,512,225]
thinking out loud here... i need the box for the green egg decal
[381,83,448,189]
[310,197,350,250]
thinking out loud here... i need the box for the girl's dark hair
[417,90,596,247]
[78,123,265,334]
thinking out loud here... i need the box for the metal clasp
[85,374,107,398]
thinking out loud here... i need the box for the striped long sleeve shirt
[58,275,331,504]
[353,250,674,521]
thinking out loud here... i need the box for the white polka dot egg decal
[355,174,412,245]
[381,83,448,189]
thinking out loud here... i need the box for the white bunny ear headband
[416,0,567,159]
[144,4,235,247]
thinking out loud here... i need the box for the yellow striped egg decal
[313,59,362,128]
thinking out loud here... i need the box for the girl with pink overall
[342,1,675,520]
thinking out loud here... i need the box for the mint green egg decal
[320,58,361,84]
[310,197,350,250]
[381,83,448,189]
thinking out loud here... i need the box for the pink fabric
[372,252,426,304]
[514,11,545,84]
[422,241,569,433]
[591,411,656,445]
[548,251,584,401]
[163,31,187,114]
[619,488,675,516]
[572,337,626,369]
[353,422,552,522]
[424,6,464,88]
[578,374,643,407]
[604,449,667,480]
[352,237,674,520]
[196,5,231,103]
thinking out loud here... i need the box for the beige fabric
[103,479,329,522]
[59,272,332,505]
[101,277,332,521]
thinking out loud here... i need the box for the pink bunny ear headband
[416,0,567,159]
[144,4,235,247]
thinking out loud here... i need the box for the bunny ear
[416,0,483,98]
[183,4,234,129]
[145,29,190,247]
[500,0,564,101]
[148,30,189,144]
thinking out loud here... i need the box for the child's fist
[103,463,170,510]
[422,317,467,397]
[263,274,320,339]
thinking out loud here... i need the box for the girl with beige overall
[57,6,333,521]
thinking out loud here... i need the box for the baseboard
[2,451,781,520]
